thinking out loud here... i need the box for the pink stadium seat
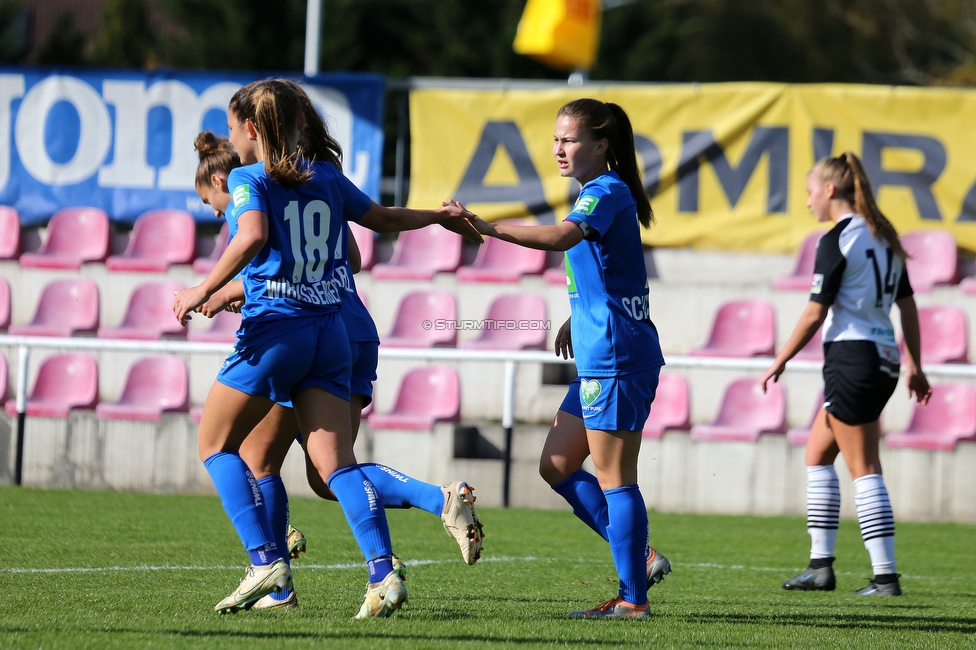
[786,388,825,446]
[0,206,20,260]
[97,281,187,340]
[368,365,461,431]
[4,353,98,417]
[8,278,100,337]
[458,293,548,350]
[900,229,958,292]
[349,221,375,271]
[690,378,787,442]
[371,228,462,280]
[456,222,546,282]
[381,290,457,348]
[0,277,9,330]
[544,260,568,285]
[19,207,109,269]
[773,231,825,291]
[794,325,825,361]
[885,383,976,451]
[912,305,968,365]
[689,299,776,357]
[642,374,691,438]
[0,353,7,401]
[96,356,190,421]
[190,405,203,424]
[192,222,229,274]
[106,210,196,272]
[187,309,241,343]
[960,275,976,294]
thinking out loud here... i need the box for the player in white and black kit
[762,151,931,597]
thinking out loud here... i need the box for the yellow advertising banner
[407,83,976,253]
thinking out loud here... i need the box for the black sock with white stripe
[806,465,840,561]
[853,473,896,575]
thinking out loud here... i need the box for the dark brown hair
[194,131,240,188]
[557,98,654,228]
[814,151,907,260]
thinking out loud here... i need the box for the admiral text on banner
[407,83,976,253]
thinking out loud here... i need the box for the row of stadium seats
[687,298,968,365]
[4,206,973,291]
[774,228,964,293]
[1,275,971,361]
[645,375,976,451]
[0,206,570,283]
[0,353,462,432]
[4,349,971,451]
[0,277,552,349]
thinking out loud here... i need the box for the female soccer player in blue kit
[191,85,484,611]
[449,98,668,618]
[175,79,482,618]
[762,152,931,596]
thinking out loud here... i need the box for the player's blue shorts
[217,312,351,404]
[349,341,378,405]
[558,368,661,431]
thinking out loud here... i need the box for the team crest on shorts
[580,379,603,405]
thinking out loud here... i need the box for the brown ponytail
[229,79,311,188]
[557,98,654,228]
[194,131,240,188]
[279,80,343,170]
[814,151,907,260]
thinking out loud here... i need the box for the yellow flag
[513,0,602,71]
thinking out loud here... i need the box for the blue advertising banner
[0,67,385,225]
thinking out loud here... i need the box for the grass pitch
[1,487,974,649]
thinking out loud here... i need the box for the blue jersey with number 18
[563,170,664,377]
[228,160,372,324]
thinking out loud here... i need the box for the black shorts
[822,340,899,425]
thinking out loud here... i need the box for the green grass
[1,487,974,649]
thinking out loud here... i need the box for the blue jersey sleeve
[565,183,615,240]
[228,165,269,217]
[337,173,372,222]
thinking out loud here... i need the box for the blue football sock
[257,475,292,599]
[552,469,609,542]
[204,452,281,565]
[327,465,393,563]
[360,463,444,515]
[367,556,395,584]
[605,485,649,606]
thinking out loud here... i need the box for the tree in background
[0,1,30,64]
[89,0,156,68]
[36,12,87,66]
[159,0,305,70]
[2,0,966,86]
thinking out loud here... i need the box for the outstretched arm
[896,295,932,406]
[445,201,583,251]
[761,301,828,392]
[357,201,482,243]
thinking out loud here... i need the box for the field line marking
[0,557,943,581]
[0,555,543,575]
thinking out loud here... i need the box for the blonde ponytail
[814,151,907,260]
